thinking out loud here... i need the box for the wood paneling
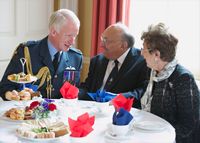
[54,0,60,11]
[78,0,92,82]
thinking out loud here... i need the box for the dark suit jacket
[0,37,82,100]
[78,48,149,108]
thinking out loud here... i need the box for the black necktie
[53,52,60,70]
[104,60,119,90]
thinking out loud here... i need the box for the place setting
[103,94,135,143]
[104,108,134,143]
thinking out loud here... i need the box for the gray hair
[114,22,135,48]
[49,9,80,32]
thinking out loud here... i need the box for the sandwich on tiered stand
[6,58,40,101]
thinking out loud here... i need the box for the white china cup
[111,123,131,136]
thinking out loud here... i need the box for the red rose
[48,103,57,111]
[29,101,40,109]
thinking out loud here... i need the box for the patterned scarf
[141,59,178,112]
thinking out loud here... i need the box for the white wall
[0,0,54,79]
[129,0,200,79]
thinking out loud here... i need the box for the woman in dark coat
[140,23,200,143]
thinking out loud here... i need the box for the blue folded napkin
[20,83,38,92]
[112,108,133,125]
[87,90,116,102]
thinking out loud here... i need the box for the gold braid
[24,47,33,75]
[24,46,52,99]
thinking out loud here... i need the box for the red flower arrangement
[29,101,40,109]
[28,99,57,119]
[48,103,57,111]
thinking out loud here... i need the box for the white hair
[49,9,80,32]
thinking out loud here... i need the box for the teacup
[110,123,131,136]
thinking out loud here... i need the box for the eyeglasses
[141,47,153,52]
[100,36,122,45]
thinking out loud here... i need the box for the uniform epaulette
[23,40,39,47]
[69,47,82,55]
[13,43,26,56]
[13,41,38,57]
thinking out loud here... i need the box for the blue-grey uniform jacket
[0,36,82,100]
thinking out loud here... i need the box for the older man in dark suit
[78,23,149,108]
[0,9,82,100]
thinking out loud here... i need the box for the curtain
[91,0,130,57]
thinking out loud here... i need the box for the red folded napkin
[60,81,78,99]
[111,94,134,112]
[68,112,95,137]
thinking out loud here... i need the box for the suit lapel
[107,48,137,90]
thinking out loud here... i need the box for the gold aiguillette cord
[24,46,52,99]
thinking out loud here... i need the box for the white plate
[0,112,33,123]
[0,111,58,123]
[77,101,96,108]
[9,76,37,84]
[16,132,69,142]
[77,102,106,117]
[16,119,69,142]
[133,120,166,132]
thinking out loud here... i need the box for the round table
[0,99,176,143]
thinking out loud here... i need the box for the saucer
[133,120,166,132]
[69,136,85,143]
[104,124,133,143]
[104,130,131,143]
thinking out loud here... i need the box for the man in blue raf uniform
[0,9,83,100]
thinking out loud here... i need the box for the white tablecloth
[0,99,175,143]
